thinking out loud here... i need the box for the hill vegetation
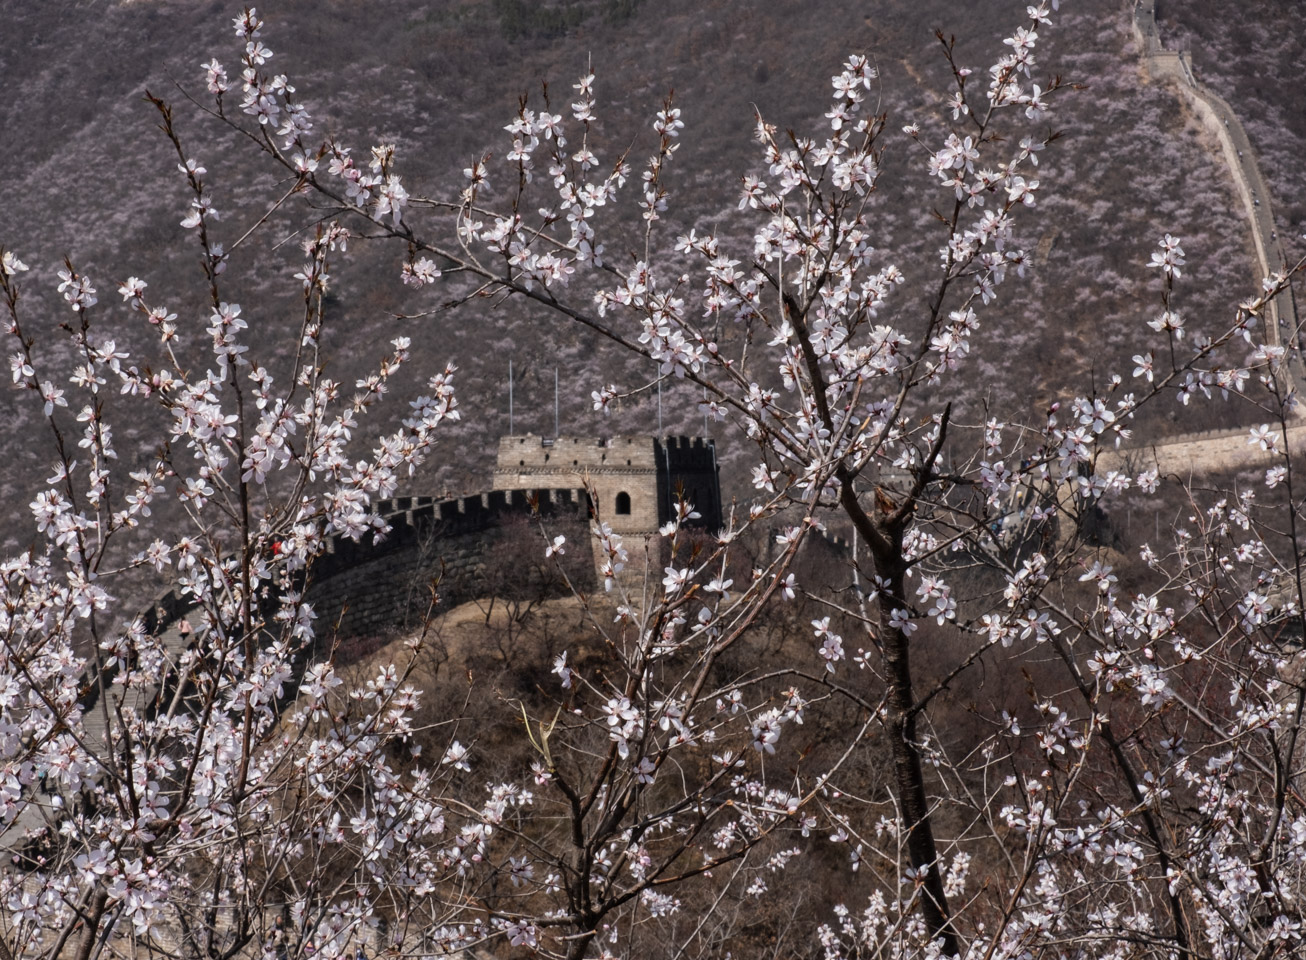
[0,0,1284,551]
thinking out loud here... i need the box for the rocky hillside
[0,0,1290,553]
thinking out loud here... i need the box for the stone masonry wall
[306,488,595,638]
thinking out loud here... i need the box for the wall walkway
[1132,1,1300,391]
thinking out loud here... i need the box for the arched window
[615,491,632,515]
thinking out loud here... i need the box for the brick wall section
[306,488,595,638]
[131,487,595,648]
[135,434,722,645]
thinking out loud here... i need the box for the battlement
[371,487,588,528]
[136,434,721,646]
[658,435,719,471]
[315,487,590,574]
[307,485,594,636]
[495,435,660,474]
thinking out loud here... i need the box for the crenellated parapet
[306,487,594,637]
[131,486,595,654]
[132,434,721,646]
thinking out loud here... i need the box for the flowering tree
[2,2,1306,959]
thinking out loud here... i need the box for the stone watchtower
[493,435,722,536]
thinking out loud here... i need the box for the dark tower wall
[656,436,723,533]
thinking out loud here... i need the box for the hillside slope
[0,0,1285,552]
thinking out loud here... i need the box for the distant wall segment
[1103,422,1306,477]
[1132,0,1300,396]
[1062,2,1306,485]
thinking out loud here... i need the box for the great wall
[123,5,1302,646]
[117,436,721,646]
[100,435,722,715]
